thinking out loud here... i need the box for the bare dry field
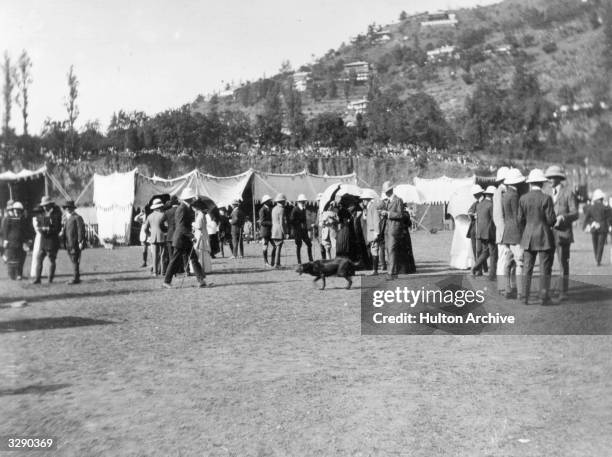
[1,231,611,457]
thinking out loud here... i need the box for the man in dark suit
[501,169,525,299]
[471,186,497,280]
[290,194,313,265]
[32,196,63,284]
[466,185,485,275]
[379,181,404,279]
[583,189,612,266]
[518,169,556,305]
[60,200,86,284]
[258,195,275,267]
[545,165,579,301]
[229,199,245,259]
[164,196,179,273]
[162,188,207,288]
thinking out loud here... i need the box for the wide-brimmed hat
[504,168,525,185]
[360,188,378,200]
[495,166,510,182]
[179,187,197,201]
[544,165,566,180]
[381,181,394,194]
[261,194,272,203]
[296,194,307,202]
[592,189,606,201]
[62,200,76,209]
[274,193,287,203]
[471,184,484,196]
[12,201,24,211]
[40,195,54,206]
[150,198,163,210]
[483,185,496,195]
[526,169,548,184]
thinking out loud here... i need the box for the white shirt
[206,213,218,235]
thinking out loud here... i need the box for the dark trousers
[164,244,204,284]
[591,233,607,265]
[295,231,313,264]
[231,226,243,257]
[35,248,57,282]
[68,249,81,281]
[262,237,276,265]
[555,243,570,293]
[473,239,497,279]
[151,242,168,275]
[142,243,149,265]
[385,233,400,275]
[523,248,554,301]
[272,239,283,266]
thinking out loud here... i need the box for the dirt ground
[1,230,611,457]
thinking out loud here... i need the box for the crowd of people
[466,165,612,305]
[1,196,85,284]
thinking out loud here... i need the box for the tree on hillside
[256,86,283,146]
[65,65,79,154]
[604,1,612,69]
[14,50,32,136]
[283,80,306,146]
[399,11,408,21]
[2,51,15,135]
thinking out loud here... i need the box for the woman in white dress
[193,208,212,273]
[30,209,43,278]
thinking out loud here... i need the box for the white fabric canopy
[414,176,474,203]
[393,184,426,204]
[0,166,47,181]
[252,171,357,202]
[93,169,137,243]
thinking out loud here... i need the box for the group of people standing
[1,196,85,284]
[467,165,611,305]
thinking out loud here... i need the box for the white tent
[414,175,475,203]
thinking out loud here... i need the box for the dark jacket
[165,206,178,243]
[62,212,85,251]
[466,200,478,239]
[2,215,28,248]
[384,195,405,237]
[501,187,521,245]
[230,206,245,227]
[258,204,273,238]
[475,198,495,241]
[518,189,556,251]
[550,183,578,245]
[290,205,309,236]
[583,201,612,234]
[38,204,63,251]
[172,202,195,249]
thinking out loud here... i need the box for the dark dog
[296,258,356,290]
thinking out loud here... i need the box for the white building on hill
[420,11,458,27]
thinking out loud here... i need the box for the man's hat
[381,181,394,194]
[274,193,287,202]
[360,188,378,200]
[62,200,76,209]
[495,166,510,182]
[150,198,163,210]
[471,184,484,196]
[592,189,606,201]
[526,169,548,184]
[544,165,566,180]
[179,187,197,201]
[483,185,496,195]
[504,168,525,185]
[296,194,307,202]
[40,195,54,206]
[12,201,24,211]
[261,194,272,203]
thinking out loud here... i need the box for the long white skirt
[30,232,42,278]
[449,215,474,270]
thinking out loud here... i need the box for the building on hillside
[420,11,458,27]
[426,45,456,62]
[347,99,368,114]
[343,61,371,82]
[372,30,392,43]
[293,72,310,92]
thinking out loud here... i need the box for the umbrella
[393,184,426,204]
[447,184,476,218]
[191,195,217,212]
[336,184,362,198]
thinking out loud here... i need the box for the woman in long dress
[193,208,212,273]
[30,208,43,278]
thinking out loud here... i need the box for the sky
[1,0,500,134]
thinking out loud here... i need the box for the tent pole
[44,174,49,196]
[8,183,13,200]
[251,176,257,240]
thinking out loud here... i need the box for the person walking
[501,168,525,299]
[518,169,556,305]
[1,202,28,280]
[258,194,275,267]
[193,206,212,273]
[583,189,612,266]
[134,207,149,268]
[493,167,510,295]
[290,194,313,265]
[229,200,245,259]
[162,188,207,288]
[379,181,405,279]
[319,201,338,261]
[545,165,579,301]
[361,189,381,275]
[60,200,86,284]
[271,193,287,269]
[466,185,484,274]
[30,206,43,279]
[206,210,220,259]
[471,186,497,280]
[143,198,168,276]
[32,196,63,284]
[164,196,180,272]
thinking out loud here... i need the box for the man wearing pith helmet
[290,194,313,265]
[271,193,287,268]
[501,168,525,299]
[545,164,578,301]
[518,169,556,305]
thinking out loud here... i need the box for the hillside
[191,0,609,125]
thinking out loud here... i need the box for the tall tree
[14,50,33,135]
[2,51,15,135]
[604,1,612,69]
[65,65,79,154]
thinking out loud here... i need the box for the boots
[296,248,302,265]
[371,256,379,275]
[48,261,56,283]
[306,245,313,262]
[270,246,276,267]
